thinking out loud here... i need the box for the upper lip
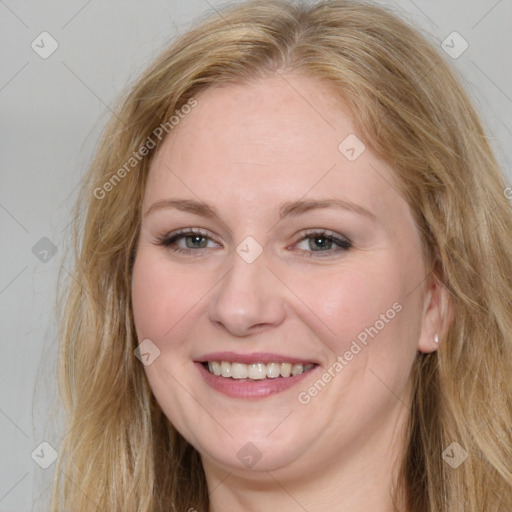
[196,351,318,365]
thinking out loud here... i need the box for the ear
[417,275,452,354]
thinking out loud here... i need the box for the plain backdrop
[1,1,511,510]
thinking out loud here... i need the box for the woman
[51,0,512,510]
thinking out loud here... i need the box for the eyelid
[157,227,352,257]
[294,228,351,244]
[156,227,222,251]
[291,228,352,256]
[163,227,218,242]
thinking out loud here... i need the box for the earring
[434,334,439,344]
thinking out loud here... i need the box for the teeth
[266,362,281,378]
[248,363,266,380]
[280,362,292,377]
[204,361,315,379]
[209,361,221,376]
[291,363,304,376]
[220,361,231,378]
[231,362,248,379]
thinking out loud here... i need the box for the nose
[207,247,286,337]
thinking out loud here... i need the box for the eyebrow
[143,197,376,221]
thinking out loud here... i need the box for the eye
[293,229,352,257]
[156,228,221,255]
[156,228,352,258]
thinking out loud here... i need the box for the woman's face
[131,74,440,479]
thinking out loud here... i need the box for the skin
[131,74,449,512]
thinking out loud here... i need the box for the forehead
[144,74,407,224]
[156,75,354,171]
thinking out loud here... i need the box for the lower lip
[195,362,319,400]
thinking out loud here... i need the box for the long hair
[50,1,512,510]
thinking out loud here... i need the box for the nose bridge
[208,244,285,336]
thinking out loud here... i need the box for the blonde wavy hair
[50,0,512,510]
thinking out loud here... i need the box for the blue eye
[294,229,352,257]
[157,228,352,257]
[157,228,219,255]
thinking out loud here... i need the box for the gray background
[1,0,511,510]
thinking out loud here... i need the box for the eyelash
[156,228,352,258]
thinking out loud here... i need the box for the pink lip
[195,351,318,365]
[194,361,320,400]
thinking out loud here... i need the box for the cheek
[296,259,422,412]
[131,251,201,343]
[131,243,424,362]
[131,251,204,432]
[288,259,405,354]
[131,254,165,341]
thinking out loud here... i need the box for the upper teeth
[206,361,315,379]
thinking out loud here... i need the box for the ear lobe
[417,276,452,354]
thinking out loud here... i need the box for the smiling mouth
[202,361,317,380]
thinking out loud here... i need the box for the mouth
[201,361,317,380]
[194,352,320,399]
